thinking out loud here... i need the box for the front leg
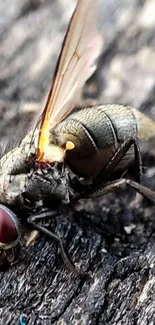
[27,212,77,273]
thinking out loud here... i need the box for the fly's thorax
[23,164,73,206]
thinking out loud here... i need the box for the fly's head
[0,204,21,250]
[0,140,73,257]
[0,142,71,259]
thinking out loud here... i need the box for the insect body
[50,105,155,178]
[0,0,155,267]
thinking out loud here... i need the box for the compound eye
[0,205,21,249]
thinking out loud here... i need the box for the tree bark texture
[0,0,155,324]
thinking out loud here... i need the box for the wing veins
[37,0,103,162]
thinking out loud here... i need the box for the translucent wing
[37,0,103,162]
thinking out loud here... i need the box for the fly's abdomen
[51,105,138,177]
[131,108,155,142]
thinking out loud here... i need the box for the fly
[0,0,155,271]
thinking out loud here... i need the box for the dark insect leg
[81,136,155,202]
[133,139,142,183]
[27,214,76,273]
[28,210,57,222]
[83,178,155,202]
[94,138,142,186]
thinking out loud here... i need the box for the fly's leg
[83,178,155,202]
[82,138,155,201]
[94,138,142,186]
[133,139,142,183]
[27,213,77,273]
[25,210,57,246]
[28,210,58,221]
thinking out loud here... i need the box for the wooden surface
[0,0,155,324]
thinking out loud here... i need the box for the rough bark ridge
[0,0,155,324]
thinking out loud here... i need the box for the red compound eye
[0,205,21,249]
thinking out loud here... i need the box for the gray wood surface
[0,1,155,324]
